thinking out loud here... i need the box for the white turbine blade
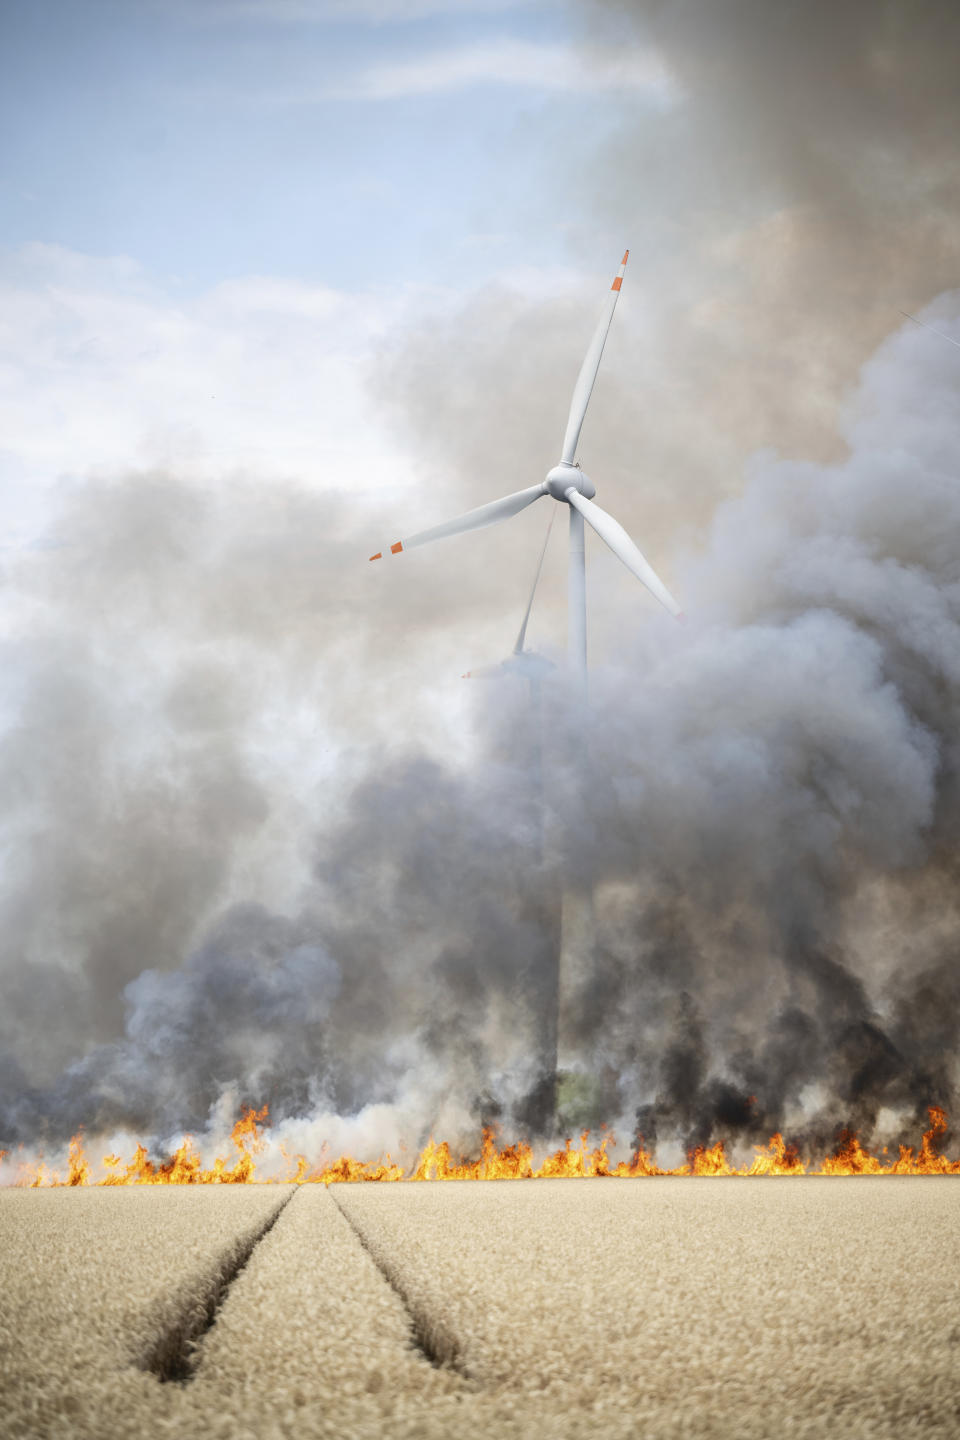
[566,489,683,619]
[369,484,546,560]
[514,509,556,654]
[560,250,629,466]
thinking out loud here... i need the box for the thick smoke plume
[2,305,959,1162]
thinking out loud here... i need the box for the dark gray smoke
[574,308,960,1155]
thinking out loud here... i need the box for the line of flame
[7,1107,960,1187]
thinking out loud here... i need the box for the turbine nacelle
[545,463,596,502]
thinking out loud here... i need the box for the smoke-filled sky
[2,0,960,1166]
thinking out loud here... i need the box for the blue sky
[0,0,669,293]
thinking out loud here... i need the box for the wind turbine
[369,250,683,1112]
[369,251,683,697]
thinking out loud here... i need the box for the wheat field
[2,1178,958,1439]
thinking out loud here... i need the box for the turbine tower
[462,515,559,1100]
[369,251,683,1101]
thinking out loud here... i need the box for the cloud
[0,244,417,546]
[322,39,677,101]
[186,0,544,22]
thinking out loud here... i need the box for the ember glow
[8,1106,960,1187]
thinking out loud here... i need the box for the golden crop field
[2,1178,958,1439]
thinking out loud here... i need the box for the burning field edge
[4,1105,960,1186]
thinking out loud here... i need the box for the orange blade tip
[369,551,382,561]
[622,249,629,264]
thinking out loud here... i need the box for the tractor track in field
[140,1187,298,1384]
[328,1187,469,1378]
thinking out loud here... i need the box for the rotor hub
[545,463,596,502]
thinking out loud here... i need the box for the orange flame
[16,1107,272,1187]
[747,1133,806,1176]
[8,1106,960,1188]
